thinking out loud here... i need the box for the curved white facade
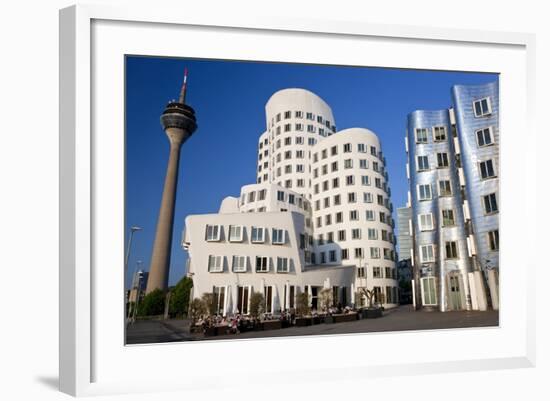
[184,89,399,316]
[257,88,336,198]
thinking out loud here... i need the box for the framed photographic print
[59,3,536,397]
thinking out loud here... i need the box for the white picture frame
[59,4,536,397]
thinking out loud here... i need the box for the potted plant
[357,287,383,318]
[318,288,333,324]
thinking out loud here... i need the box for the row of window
[268,110,335,131]
[208,255,292,273]
[314,174,389,193]
[315,192,390,210]
[205,225,287,245]
[311,246,396,263]
[313,158,386,177]
[315,227,394,245]
[239,189,310,211]
[315,209,393,228]
[416,154,497,181]
[269,123,336,138]
[313,175,389,195]
[313,143,382,163]
[414,124,495,148]
[416,194,497,231]
[418,229,499,263]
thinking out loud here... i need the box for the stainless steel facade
[406,81,499,311]
[407,110,471,311]
[452,82,500,273]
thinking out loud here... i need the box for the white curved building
[183,89,398,316]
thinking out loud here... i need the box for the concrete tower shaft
[145,71,198,294]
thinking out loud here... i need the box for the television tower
[145,69,197,294]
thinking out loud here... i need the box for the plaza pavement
[125,305,499,345]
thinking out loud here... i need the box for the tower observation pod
[145,69,198,294]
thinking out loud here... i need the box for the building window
[336,212,343,223]
[415,128,429,143]
[373,267,382,278]
[232,256,247,272]
[341,249,349,260]
[385,267,392,278]
[368,228,378,240]
[359,159,368,169]
[228,225,244,242]
[480,159,496,179]
[208,255,223,272]
[364,193,373,203]
[277,191,285,202]
[295,110,303,118]
[417,155,429,171]
[350,210,358,221]
[358,143,366,153]
[295,137,304,145]
[370,247,380,259]
[288,194,295,205]
[297,179,305,187]
[476,127,495,147]
[351,228,361,240]
[276,257,289,273]
[334,195,341,206]
[258,189,266,201]
[473,97,492,117]
[331,161,338,172]
[366,210,375,221]
[338,230,346,241]
[418,213,434,231]
[433,126,446,142]
[418,184,432,201]
[445,241,459,259]
[488,230,499,251]
[343,143,352,153]
[329,250,337,262]
[438,180,452,197]
[306,112,314,120]
[346,175,354,186]
[284,124,291,132]
[206,225,221,241]
[251,226,265,243]
[436,152,449,168]
[348,192,356,203]
[483,193,498,214]
[272,229,285,244]
[361,175,370,186]
[325,214,332,225]
[256,256,269,272]
[420,244,435,263]
[320,252,326,264]
[332,177,339,188]
[295,123,303,131]
[357,267,365,278]
[284,110,292,119]
[421,277,437,306]
[442,209,455,226]
[344,159,353,169]
[213,286,226,314]
[355,248,363,258]
[307,125,315,133]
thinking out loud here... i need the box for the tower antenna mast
[178,68,188,104]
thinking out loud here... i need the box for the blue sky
[125,56,498,287]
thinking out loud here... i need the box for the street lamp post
[124,226,142,290]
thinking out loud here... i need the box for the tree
[189,297,206,323]
[137,289,165,316]
[169,276,193,318]
[295,291,311,317]
[318,288,333,313]
[249,292,265,320]
[201,292,217,316]
[357,287,376,309]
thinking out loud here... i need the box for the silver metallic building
[406,81,499,312]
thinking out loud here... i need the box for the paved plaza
[126,306,499,345]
